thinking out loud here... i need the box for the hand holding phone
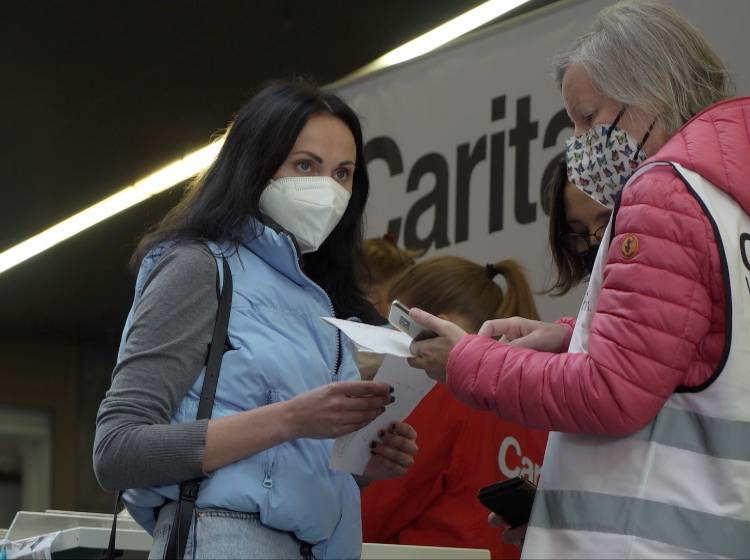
[388,300,437,341]
[477,476,536,528]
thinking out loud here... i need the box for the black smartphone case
[477,476,536,528]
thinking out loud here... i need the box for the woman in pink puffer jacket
[409,2,750,558]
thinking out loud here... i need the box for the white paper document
[321,317,414,357]
[330,355,436,475]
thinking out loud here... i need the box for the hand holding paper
[285,380,392,440]
[361,420,419,482]
[329,355,435,474]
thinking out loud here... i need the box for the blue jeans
[149,501,313,559]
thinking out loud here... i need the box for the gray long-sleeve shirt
[93,243,219,491]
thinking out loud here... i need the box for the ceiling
[0,0,534,343]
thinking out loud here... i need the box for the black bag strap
[102,492,122,560]
[104,257,232,560]
[164,257,233,560]
[195,257,233,420]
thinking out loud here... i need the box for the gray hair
[554,0,733,134]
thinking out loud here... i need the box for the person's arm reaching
[414,170,718,436]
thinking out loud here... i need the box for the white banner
[338,0,750,320]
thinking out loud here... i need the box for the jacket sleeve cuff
[446,334,494,409]
[555,316,576,351]
[446,334,476,375]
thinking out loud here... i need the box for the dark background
[0,0,549,517]
[0,0,498,341]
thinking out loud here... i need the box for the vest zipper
[263,389,275,489]
[334,329,342,381]
[283,233,343,381]
[262,466,273,489]
[328,298,342,381]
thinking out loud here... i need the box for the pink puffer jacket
[447,97,750,436]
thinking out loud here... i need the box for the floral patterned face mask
[565,107,655,209]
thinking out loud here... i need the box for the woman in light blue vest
[94,81,418,559]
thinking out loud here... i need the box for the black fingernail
[378,430,385,438]
[389,386,394,394]
[390,423,397,431]
[370,450,375,455]
[380,406,386,413]
[389,396,396,403]
[370,441,376,449]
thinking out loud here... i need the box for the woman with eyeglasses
[406,1,750,558]
[543,156,611,295]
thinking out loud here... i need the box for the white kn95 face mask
[259,176,351,254]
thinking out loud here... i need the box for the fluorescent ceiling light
[0,140,223,274]
[349,0,529,77]
[0,0,529,274]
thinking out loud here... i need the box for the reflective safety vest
[523,162,750,559]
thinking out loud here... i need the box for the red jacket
[446,97,750,435]
[362,384,547,559]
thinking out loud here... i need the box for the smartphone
[387,300,437,341]
[477,476,536,528]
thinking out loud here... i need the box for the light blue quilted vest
[117,221,362,558]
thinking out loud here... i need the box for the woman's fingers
[324,381,393,416]
[411,308,467,341]
[409,308,451,335]
[371,422,418,468]
[342,394,393,411]
[508,323,567,352]
[371,441,415,469]
[334,380,392,398]
[478,319,509,337]
[388,421,417,440]
[502,524,528,547]
[378,431,418,457]
[488,512,506,527]
[478,317,527,338]
[488,513,526,549]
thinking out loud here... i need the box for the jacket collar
[654,96,750,215]
[238,217,310,287]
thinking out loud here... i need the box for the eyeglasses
[560,224,606,255]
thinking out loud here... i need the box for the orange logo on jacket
[621,234,639,259]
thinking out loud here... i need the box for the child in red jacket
[361,256,547,559]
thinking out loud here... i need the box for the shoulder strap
[164,257,232,560]
[104,257,233,560]
[197,257,233,419]
[101,492,122,560]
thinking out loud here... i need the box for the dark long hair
[541,155,587,295]
[133,80,371,318]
